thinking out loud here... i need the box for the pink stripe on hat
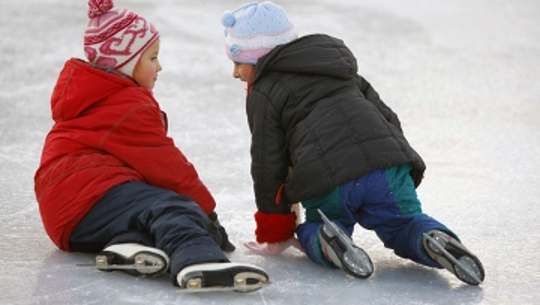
[227,48,273,64]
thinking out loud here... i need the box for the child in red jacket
[220,1,484,286]
[34,0,267,291]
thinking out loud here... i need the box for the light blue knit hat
[221,2,297,64]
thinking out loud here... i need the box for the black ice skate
[317,209,373,278]
[423,230,485,285]
[94,243,170,277]
[177,262,269,293]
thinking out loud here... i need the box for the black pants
[70,181,228,285]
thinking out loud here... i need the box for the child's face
[232,62,256,83]
[133,39,162,89]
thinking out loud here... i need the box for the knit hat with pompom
[221,2,297,64]
[84,0,159,77]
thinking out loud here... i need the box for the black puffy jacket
[247,34,425,215]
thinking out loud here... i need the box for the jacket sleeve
[99,97,216,214]
[353,75,402,131]
[246,89,292,215]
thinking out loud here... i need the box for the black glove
[208,211,236,252]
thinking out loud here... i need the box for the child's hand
[244,238,302,255]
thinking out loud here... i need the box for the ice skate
[317,209,373,278]
[423,230,484,285]
[95,243,170,277]
[177,262,269,293]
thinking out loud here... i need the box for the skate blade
[181,272,270,293]
[343,248,373,278]
[423,233,483,285]
[78,253,165,273]
[317,209,352,248]
[179,280,271,293]
[76,263,164,272]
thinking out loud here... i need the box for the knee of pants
[296,222,320,248]
[296,222,326,266]
[383,216,452,267]
[138,192,209,230]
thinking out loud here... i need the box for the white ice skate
[423,231,484,285]
[94,243,170,277]
[177,262,269,293]
[317,209,373,278]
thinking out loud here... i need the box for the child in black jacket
[220,1,484,285]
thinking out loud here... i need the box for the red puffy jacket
[35,58,216,251]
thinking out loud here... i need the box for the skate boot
[177,262,269,293]
[317,209,373,278]
[423,230,484,285]
[95,243,170,277]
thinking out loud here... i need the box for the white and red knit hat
[84,0,160,77]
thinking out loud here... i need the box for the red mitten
[254,211,297,244]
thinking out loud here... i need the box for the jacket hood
[254,34,358,83]
[50,58,138,122]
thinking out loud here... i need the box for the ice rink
[1,0,539,304]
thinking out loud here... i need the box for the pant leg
[297,187,354,269]
[69,181,228,285]
[341,165,455,268]
[69,182,155,253]
[135,188,229,282]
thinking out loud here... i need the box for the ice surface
[1,0,539,304]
